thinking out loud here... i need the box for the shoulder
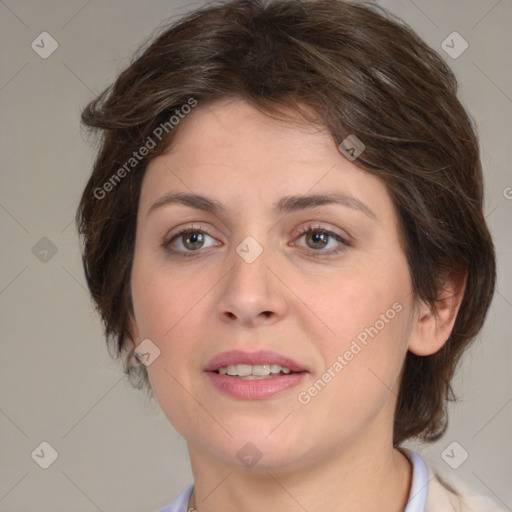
[423,460,507,512]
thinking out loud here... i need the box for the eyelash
[162,224,351,258]
[162,225,352,258]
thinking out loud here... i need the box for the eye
[163,225,218,255]
[162,223,351,258]
[293,225,351,256]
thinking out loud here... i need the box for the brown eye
[294,226,350,256]
[305,230,330,249]
[163,227,218,255]
[180,230,205,250]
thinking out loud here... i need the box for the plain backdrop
[0,1,511,511]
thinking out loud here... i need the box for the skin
[129,97,463,511]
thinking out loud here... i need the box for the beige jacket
[424,464,508,511]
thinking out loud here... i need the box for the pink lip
[205,371,307,400]
[204,350,309,400]
[204,350,307,373]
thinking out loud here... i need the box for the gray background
[0,0,511,511]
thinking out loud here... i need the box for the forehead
[168,98,332,164]
[139,98,394,223]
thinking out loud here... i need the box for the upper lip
[204,350,308,373]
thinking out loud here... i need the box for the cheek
[309,268,410,352]
[302,253,413,400]
[295,304,411,448]
[130,253,201,341]
[130,255,211,430]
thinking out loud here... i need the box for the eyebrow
[147,191,376,220]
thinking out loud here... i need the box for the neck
[186,436,412,512]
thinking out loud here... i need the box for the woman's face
[129,98,417,471]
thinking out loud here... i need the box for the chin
[204,426,312,470]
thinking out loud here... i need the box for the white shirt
[155,449,506,511]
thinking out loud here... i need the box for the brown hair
[75,0,496,445]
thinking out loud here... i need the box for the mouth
[214,363,298,379]
[204,349,308,374]
[204,350,309,400]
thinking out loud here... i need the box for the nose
[216,237,288,327]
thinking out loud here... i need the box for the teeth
[234,364,252,376]
[217,363,294,376]
[253,364,270,376]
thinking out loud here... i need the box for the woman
[75,1,504,510]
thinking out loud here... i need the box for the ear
[408,269,467,356]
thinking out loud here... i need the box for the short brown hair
[76,0,496,445]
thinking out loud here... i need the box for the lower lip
[205,371,308,400]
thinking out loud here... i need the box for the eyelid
[291,222,352,243]
[162,223,218,247]
[162,221,352,256]
[290,223,352,255]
